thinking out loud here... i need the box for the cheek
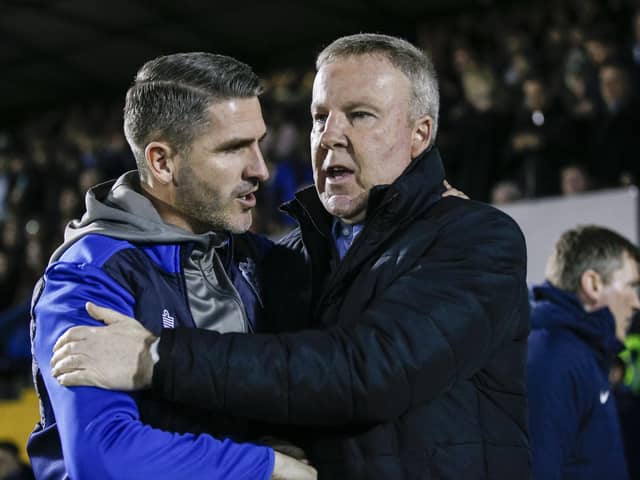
[310,138,323,167]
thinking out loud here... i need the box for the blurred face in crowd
[452,46,475,74]
[585,252,640,341]
[565,73,587,99]
[600,66,628,109]
[160,97,269,234]
[523,79,547,111]
[310,54,432,224]
[584,39,609,66]
[561,166,589,195]
[462,71,494,111]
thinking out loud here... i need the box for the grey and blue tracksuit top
[27,171,275,479]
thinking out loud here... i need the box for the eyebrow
[342,100,380,112]
[310,101,380,114]
[214,132,267,152]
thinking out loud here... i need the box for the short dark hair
[546,225,640,292]
[123,52,262,180]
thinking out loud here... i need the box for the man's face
[173,97,268,234]
[561,166,588,195]
[523,80,546,112]
[600,66,627,108]
[310,55,422,224]
[597,253,640,341]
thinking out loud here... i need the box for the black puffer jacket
[154,148,531,479]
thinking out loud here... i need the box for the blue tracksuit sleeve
[527,349,585,480]
[33,260,274,480]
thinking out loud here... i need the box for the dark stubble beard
[174,161,235,233]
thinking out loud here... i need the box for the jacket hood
[50,171,227,262]
[531,281,624,354]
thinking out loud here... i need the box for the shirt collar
[332,218,364,259]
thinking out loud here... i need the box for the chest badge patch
[599,390,610,404]
[162,309,175,329]
[239,258,260,292]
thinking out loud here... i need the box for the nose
[317,113,348,150]
[246,145,269,182]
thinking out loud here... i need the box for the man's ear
[410,115,434,158]
[579,269,604,307]
[145,142,176,185]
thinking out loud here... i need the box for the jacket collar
[531,282,624,355]
[282,146,446,234]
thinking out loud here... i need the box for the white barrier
[497,187,639,285]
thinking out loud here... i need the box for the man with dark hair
[52,34,530,479]
[528,225,640,479]
[28,52,315,480]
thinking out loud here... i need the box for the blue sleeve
[527,338,587,480]
[33,259,274,480]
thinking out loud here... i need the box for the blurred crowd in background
[2,1,640,474]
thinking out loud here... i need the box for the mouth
[236,190,257,208]
[325,166,355,183]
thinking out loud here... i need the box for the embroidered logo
[239,258,259,292]
[162,309,175,329]
[599,390,610,404]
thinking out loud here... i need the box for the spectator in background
[528,225,640,480]
[0,441,33,480]
[590,64,640,187]
[491,180,523,205]
[447,69,508,201]
[560,164,591,196]
[506,76,575,197]
[563,71,595,121]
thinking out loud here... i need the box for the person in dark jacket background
[51,34,531,479]
[528,225,640,480]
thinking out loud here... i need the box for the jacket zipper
[200,253,251,334]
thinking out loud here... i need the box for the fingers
[442,179,470,200]
[51,353,86,378]
[444,188,469,199]
[86,302,133,325]
[53,326,91,352]
[56,370,93,387]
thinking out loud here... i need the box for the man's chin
[226,213,253,234]
[323,197,366,224]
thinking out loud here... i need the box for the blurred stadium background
[1,0,640,477]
